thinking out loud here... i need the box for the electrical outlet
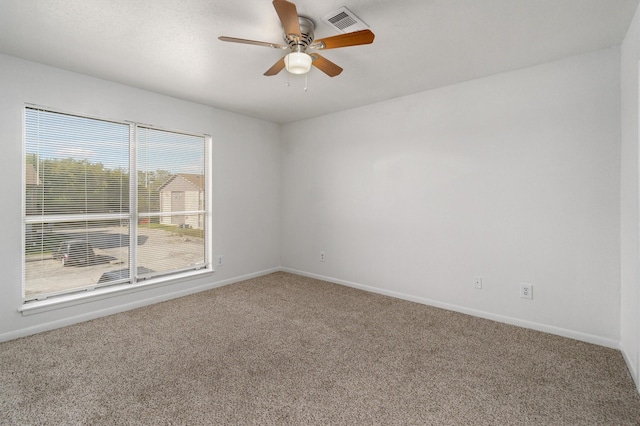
[320,251,325,262]
[217,255,224,267]
[473,277,483,289]
[520,283,533,299]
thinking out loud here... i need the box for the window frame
[21,104,213,305]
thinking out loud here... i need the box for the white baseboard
[0,267,281,343]
[621,344,640,392]
[282,268,620,350]
[1,266,624,353]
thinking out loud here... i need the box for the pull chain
[283,73,309,91]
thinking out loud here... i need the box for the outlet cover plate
[520,283,533,299]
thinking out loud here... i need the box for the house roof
[158,174,205,192]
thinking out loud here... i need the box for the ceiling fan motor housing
[286,16,315,52]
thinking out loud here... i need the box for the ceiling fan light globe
[285,52,312,74]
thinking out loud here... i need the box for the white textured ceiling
[0,0,637,124]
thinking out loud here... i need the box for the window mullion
[130,123,138,284]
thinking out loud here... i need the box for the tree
[26,156,177,222]
[25,157,130,215]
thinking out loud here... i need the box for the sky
[25,107,206,175]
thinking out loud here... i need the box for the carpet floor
[1,272,639,425]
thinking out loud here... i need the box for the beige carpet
[1,272,639,425]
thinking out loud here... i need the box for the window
[23,106,211,301]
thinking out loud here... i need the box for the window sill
[19,268,214,316]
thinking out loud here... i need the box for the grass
[139,223,204,238]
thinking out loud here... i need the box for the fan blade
[311,29,375,50]
[218,36,287,49]
[264,56,286,76]
[273,0,301,39]
[310,54,343,77]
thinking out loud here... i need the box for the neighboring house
[157,174,205,229]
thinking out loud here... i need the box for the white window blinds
[25,108,130,216]
[136,126,207,276]
[24,107,210,301]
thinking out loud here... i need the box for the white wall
[0,42,631,363]
[0,54,281,341]
[281,48,622,347]
[621,3,640,389]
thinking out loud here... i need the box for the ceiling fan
[218,0,375,77]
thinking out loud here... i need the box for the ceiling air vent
[322,7,369,33]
